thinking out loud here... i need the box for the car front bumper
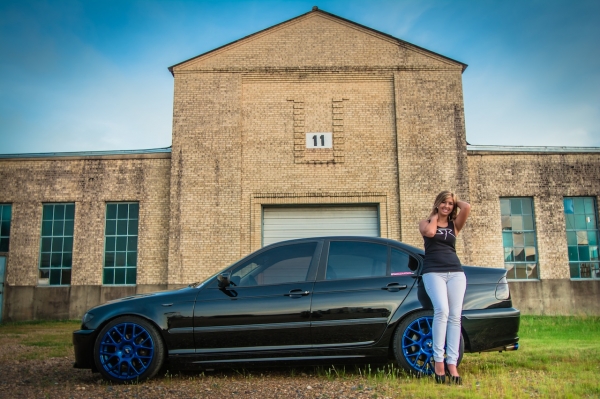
[72,329,97,370]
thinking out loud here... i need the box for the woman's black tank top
[421,220,463,274]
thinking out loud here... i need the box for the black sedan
[73,237,520,383]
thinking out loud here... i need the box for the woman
[419,191,471,384]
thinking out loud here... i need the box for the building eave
[167,7,467,76]
[0,147,172,161]
[467,144,600,155]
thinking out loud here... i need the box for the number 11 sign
[305,133,333,148]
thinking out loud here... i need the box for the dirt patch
[0,322,405,398]
[0,357,391,399]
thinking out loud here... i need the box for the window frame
[229,241,319,287]
[500,197,539,281]
[38,203,75,286]
[208,240,322,289]
[318,240,420,281]
[564,196,600,280]
[0,204,12,253]
[102,202,139,286]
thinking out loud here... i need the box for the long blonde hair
[431,191,459,221]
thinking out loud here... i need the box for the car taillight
[495,276,510,300]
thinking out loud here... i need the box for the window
[104,203,139,285]
[0,204,11,252]
[391,248,419,276]
[326,241,388,280]
[39,203,74,285]
[564,197,599,279]
[230,242,316,286]
[500,198,538,280]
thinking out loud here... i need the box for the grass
[1,316,599,398]
[0,319,79,360]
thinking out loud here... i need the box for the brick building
[0,8,598,321]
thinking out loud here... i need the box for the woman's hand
[429,205,439,218]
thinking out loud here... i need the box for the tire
[93,316,165,383]
[392,310,464,376]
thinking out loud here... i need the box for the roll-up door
[262,206,379,246]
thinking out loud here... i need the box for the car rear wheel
[93,316,165,383]
[393,310,463,375]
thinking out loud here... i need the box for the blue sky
[1,0,599,154]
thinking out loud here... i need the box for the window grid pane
[564,197,600,279]
[38,203,74,285]
[103,202,138,285]
[0,204,11,252]
[500,198,539,280]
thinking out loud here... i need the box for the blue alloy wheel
[94,316,165,383]
[98,322,154,380]
[401,316,435,375]
[392,311,463,376]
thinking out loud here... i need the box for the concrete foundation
[2,280,599,321]
[4,284,168,321]
[509,280,600,315]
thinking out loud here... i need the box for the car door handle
[284,289,310,298]
[382,283,408,292]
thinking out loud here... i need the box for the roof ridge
[168,7,467,75]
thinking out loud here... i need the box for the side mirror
[217,272,231,288]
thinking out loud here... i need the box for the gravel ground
[0,337,397,399]
[0,359,392,399]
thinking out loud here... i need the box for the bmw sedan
[73,237,520,383]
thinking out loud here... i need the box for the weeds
[1,317,599,397]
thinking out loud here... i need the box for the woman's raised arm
[453,201,471,234]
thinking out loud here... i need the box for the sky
[1,0,599,155]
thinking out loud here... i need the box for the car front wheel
[393,310,463,375]
[93,316,165,383]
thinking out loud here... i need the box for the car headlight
[82,312,94,325]
[495,276,510,300]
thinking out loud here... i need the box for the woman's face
[437,196,455,216]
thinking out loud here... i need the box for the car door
[193,240,321,353]
[310,239,418,346]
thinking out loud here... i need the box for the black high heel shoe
[444,362,462,385]
[449,375,462,385]
[434,372,446,384]
[433,362,446,384]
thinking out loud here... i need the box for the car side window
[391,248,419,276]
[326,241,388,280]
[231,242,316,286]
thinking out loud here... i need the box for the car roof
[264,236,425,256]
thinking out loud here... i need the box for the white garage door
[262,206,379,246]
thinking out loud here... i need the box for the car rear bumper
[73,329,96,369]
[462,307,520,353]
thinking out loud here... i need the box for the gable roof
[168,6,467,75]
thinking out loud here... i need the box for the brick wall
[0,155,170,287]
[394,70,471,262]
[3,10,598,318]
[169,11,469,283]
[467,150,600,278]
[168,73,243,285]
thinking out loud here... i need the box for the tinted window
[231,242,316,286]
[326,241,387,280]
[391,248,419,275]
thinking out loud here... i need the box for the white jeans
[422,272,467,365]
